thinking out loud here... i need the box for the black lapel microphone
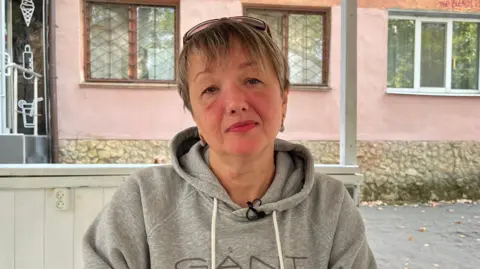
[246,199,266,220]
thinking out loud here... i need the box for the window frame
[83,0,179,84]
[387,15,480,96]
[243,5,331,88]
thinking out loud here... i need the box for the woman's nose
[223,85,249,114]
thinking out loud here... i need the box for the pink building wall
[55,0,480,142]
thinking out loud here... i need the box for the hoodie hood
[170,126,316,221]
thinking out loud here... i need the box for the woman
[83,17,377,269]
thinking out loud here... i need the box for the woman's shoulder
[107,165,193,227]
[304,172,356,232]
[125,164,185,187]
[119,165,193,199]
[311,172,347,198]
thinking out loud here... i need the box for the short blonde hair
[177,19,290,113]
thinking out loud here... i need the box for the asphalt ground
[360,202,480,269]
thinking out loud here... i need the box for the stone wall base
[58,140,480,202]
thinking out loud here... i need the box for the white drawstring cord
[211,198,218,269]
[273,211,285,269]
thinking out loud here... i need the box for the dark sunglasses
[182,16,272,45]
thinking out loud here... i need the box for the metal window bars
[2,63,43,135]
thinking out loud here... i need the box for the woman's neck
[209,147,275,208]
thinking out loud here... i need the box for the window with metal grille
[84,1,177,82]
[245,8,329,86]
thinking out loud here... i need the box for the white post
[0,0,5,134]
[340,0,358,165]
[12,67,17,134]
[34,76,38,135]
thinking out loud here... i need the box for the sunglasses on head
[183,16,272,45]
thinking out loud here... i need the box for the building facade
[2,0,480,201]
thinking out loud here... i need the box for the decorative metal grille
[246,9,328,86]
[89,4,130,80]
[86,2,176,82]
[137,7,175,80]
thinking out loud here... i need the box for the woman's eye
[202,87,218,95]
[246,78,261,85]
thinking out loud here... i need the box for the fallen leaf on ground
[455,221,462,224]
[409,236,414,241]
[459,234,466,238]
[419,227,427,232]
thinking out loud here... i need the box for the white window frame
[387,15,480,96]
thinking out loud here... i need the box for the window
[388,16,480,94]
[245,8,329,87]
[84,1,177,82]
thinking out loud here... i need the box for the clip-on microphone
[246,199,265,220]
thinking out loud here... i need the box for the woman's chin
[225,138,266,156]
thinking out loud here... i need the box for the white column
[340,0,358,165]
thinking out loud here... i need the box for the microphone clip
[246,199,265,220]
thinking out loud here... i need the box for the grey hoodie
[83,127,376,269]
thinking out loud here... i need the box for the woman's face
[188,42,288,157]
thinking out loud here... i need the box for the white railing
[1,63,43,135]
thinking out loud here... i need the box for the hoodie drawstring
[211,198,285,269]
[211,198,218,269]
[273,210,285,269]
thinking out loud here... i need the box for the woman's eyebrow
[195,67,213,82]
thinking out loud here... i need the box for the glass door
[4,0,47,135]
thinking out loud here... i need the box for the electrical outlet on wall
[54,188,70,210]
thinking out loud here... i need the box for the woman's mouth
[227,120,258,133]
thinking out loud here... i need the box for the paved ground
[360,202,480,269]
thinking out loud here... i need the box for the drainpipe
[1,0,6,134]
[48,0,59,163]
